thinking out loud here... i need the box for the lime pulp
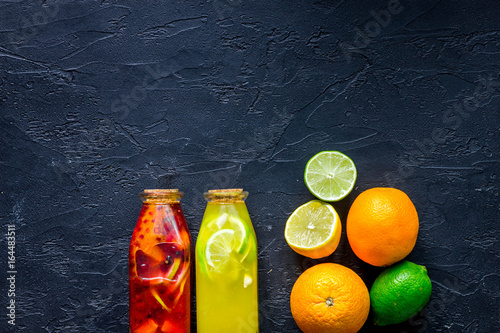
[304,151,357,202]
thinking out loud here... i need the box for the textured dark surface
[1,0,499,332]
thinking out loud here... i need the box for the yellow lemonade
[196,189,258,333]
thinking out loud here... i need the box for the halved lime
[284,200,341,259]
[304,151,357,202]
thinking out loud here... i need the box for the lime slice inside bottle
[228,216,249,253]
[304,151,357,202]
[204,229,248,282]
[206,229,235,269]
[206,214,249,254]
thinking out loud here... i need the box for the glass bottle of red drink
[129,189,191,333]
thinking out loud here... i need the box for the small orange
[346,187,419,267]
[290,263,370,333]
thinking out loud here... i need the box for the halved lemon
[285,200,342,259]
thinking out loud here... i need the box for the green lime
[370,260,432,326]
[304,151,357,202]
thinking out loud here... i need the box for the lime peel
[370,260,432,326]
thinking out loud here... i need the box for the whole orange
[290,263,370,333]
[346,187,419,267]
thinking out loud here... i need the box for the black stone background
[0,0,499,332]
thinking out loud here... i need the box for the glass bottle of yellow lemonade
[196,189,258,333]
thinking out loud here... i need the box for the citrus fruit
[203,224,250,282]
[290,263,370,333]
[304,151,357,202]
[346,187,419,266]
[207,213,248,253]
[370,260,432,326]
[284,200,342,259]
[136,318,158,333]
[205,229,235,269]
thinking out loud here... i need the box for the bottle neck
[204,188,248,203]
[140,189,183,204]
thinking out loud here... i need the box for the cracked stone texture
[1,0,499,332]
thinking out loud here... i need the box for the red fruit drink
[129,189,191,333]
